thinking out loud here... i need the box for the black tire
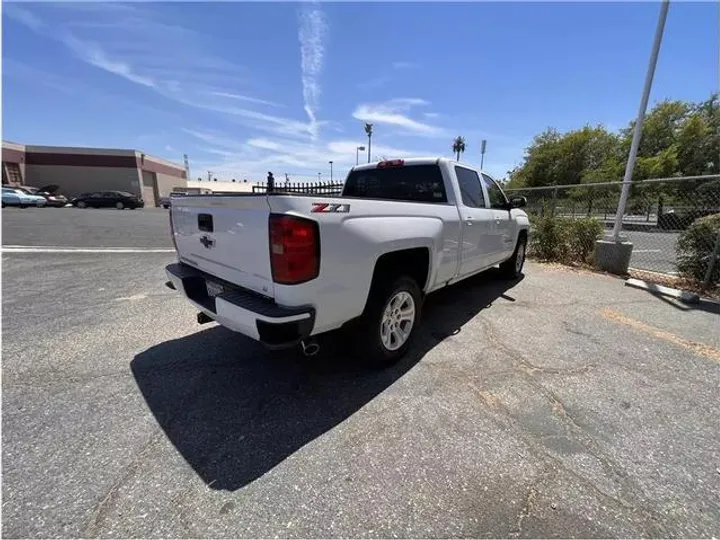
[499,234,527,279]
[116,201,125,210]
[76,201,87,209]
[354,275,422,368]
[19,204,27,209]
[1,202,5,208]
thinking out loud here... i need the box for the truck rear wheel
[355,275,421,368]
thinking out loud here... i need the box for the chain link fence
[505,175,720,289]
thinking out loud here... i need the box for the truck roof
[351,157,481,172]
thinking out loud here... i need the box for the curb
[625,278,720,308]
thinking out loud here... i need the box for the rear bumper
[165,263,315,349]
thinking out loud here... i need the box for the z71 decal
[311,202,350,213]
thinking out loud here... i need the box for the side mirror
[509,196,527,209]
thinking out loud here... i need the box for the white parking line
[632,249,662,253]
[2,246,175,254]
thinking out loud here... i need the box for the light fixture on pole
[329,160,333,182]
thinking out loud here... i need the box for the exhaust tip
[301,340,320,357]
[165,280,176,290]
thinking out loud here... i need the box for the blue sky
[2,2,718,182]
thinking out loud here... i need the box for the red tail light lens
[269,214,319,284]
[169,208,178,252]
[377,159,405,168]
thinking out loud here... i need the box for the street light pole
[480,139,487,170]
[329,160,333,182]
[611,0,670,241]
[356,146,365,166]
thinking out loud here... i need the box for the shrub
[676,213,720,284]
[529,216,604,265]
[530,215,568,261]
[566,218,605,264]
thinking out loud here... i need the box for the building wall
[2,141,186,205]
[155,171,184,198]
[2,142,27,184]
[24,165,142,198]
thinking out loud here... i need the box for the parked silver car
[2,187,48,208]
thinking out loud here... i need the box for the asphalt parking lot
[2,208,720,538]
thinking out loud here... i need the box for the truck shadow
[131,268,523,491]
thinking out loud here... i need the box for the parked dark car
[34,184,70,207]
[658,208,720,230]
[72,191,144,209]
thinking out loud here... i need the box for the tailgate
[171,195,275,298]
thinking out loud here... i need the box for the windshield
[342,164,447,203]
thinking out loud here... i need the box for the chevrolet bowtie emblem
[199,235,215,249]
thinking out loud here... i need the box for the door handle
[465,217,474,226]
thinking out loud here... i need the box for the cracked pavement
[2,209,720,538]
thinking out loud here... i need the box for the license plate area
[205,279,225,297]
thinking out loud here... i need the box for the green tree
[452,136,466,161]
[364,122,373,164]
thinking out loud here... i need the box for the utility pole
[596,0,670,275]
[480,140,487,170]
[183,154,190,181]
[611,0,670,241]
[329,160,333,182]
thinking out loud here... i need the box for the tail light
[269,214,319,284]
[169,208,178,251]
[377,159,405,168]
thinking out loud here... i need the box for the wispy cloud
[183,127,426,181]
[392,61,418,70]
[62,34,156,88]
[7,3,318,140]
[208,91,282,108]
[298,5,328,140]
[353,98,445,135]
[4,3,45,32]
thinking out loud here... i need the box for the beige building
[2,141,187,207]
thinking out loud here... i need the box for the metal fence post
[550,188,558,217]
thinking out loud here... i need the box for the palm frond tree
[364,122,374,163]
[452,136,466,161]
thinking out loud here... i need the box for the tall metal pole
[611,0,670,241]
[480,139,487,170]
[329,160,333,182]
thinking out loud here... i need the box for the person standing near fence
[267,171,275,193]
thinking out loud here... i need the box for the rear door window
[343,164,447,203]
[455,166,486,208]
[481,173,509,209]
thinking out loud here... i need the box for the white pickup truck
[165,157,530,366]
